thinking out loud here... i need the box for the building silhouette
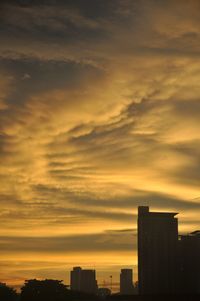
[69,207,200,296]
[70,267,82,292]
[70,267,98,294]
[179,231,200,294]
[120,269,134,295]
[138,206,179,294]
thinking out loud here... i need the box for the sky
[0,0,200,291]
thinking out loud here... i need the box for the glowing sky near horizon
[0,0,200,291]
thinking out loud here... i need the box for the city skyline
[1,206,199,295]
[0,0,200,290]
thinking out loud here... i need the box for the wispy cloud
[0,0,200,288]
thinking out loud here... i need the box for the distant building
[138,206,179,294]
[70,267,98,294]
[70,267,82,291]
[120,269,134,295]
[179,231,200,294]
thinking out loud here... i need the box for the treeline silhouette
[0,282,18,301]
[0,279,99,301]
[1,279,200,301]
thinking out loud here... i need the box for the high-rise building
[70,267,82,291]
[179,231,200,294]
[80,269,98,294]
[120,269,134,295]
[138,206,179,294]
[70,267,98,294]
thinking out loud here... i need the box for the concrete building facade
[179,231,200,294]
[70,267,98,294]
[138,206,179,294]
[120,269,134,295]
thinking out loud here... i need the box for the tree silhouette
[0,282,18,301]
[20,279,69,301]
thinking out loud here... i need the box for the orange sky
[0,0,200,291]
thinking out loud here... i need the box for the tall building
[120,269,134,295]
[70,267,82,291]
[70,267,98,294]
[179,231,200,294]
[138,206,179,294]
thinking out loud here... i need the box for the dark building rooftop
[138,206,178,217]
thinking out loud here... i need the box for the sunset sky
[0,0,200,291]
